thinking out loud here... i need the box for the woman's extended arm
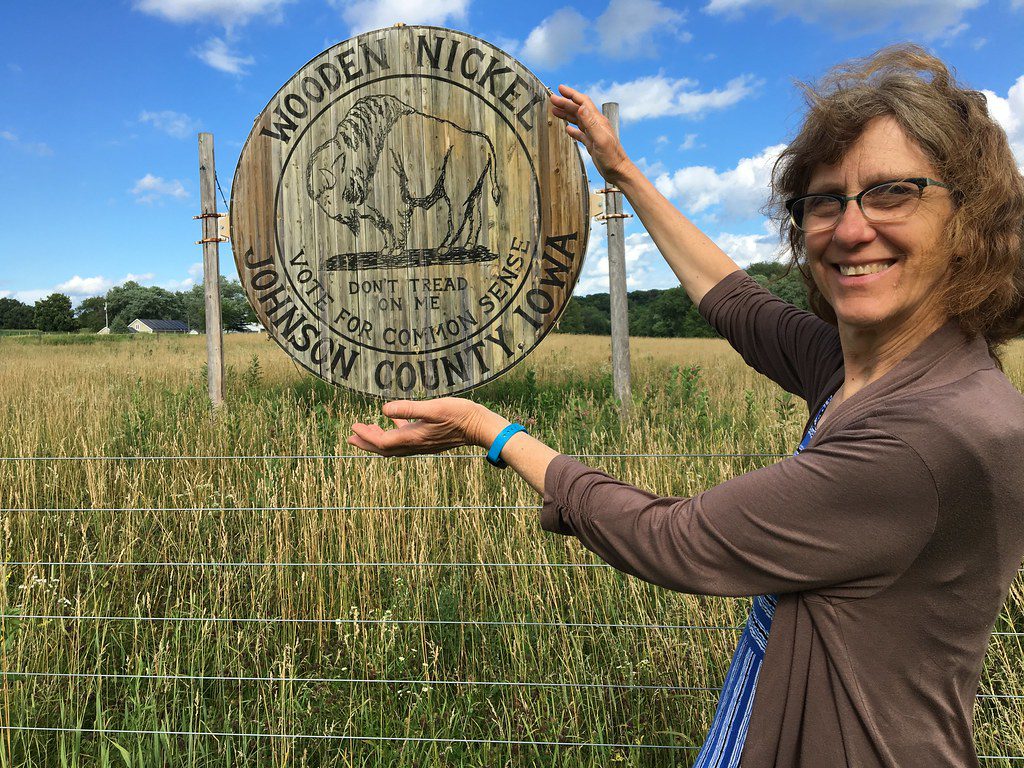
[348,398,558,494]
[349,399,939,599]
[549,85,740,306]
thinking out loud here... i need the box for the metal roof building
[129,318,190,334]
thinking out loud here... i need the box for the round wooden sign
[231,25,589,398]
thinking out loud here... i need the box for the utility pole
[601,102,632,421]
[197,132,226,409]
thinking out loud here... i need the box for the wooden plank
[230,26,589,398]
[198,132,225,408]
[601,103,632,420]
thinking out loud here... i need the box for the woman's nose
[830,202,877,247]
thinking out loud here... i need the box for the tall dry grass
[0,332,1021,767]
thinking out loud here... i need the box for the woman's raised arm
[550,84,741,306]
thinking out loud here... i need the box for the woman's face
[804,116,954,339]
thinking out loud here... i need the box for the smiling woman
[769,45,1024,362]
[350,44,1024,768]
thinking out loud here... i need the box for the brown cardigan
[540,270,1024,767]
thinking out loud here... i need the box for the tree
[554,261,813,338]
[748,261,810,311]
[75,296,108,332]
[0,297,35,329]
[106,281,185,330]
[33,293,76,332]
[179,278,257,332]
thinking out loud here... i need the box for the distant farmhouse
[128,319,190,334]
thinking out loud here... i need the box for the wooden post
[198,132,225,408]
[601,103,632,420]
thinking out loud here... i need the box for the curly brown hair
[767,44,1024,364]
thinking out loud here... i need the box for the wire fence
[2,450,1022,762]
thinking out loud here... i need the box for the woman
[349,45,1024,767]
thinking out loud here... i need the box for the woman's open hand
[549,84,633,184]
[348,397,509,457]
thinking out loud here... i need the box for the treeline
[0,279,257,333]
[557,261,809,337]
[2,262,809,337]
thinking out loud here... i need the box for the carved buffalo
[306,94,502,256]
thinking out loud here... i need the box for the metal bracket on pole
[593,185,633,223]
[193,212,231,243]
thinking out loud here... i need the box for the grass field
[1,332,1021,767]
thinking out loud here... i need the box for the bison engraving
[306,94,502,261]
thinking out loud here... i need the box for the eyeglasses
[785,178,951,233]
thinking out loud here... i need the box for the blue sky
[2,0,1023,303]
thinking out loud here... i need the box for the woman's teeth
[838,261,893,276]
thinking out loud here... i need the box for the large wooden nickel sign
[232,25,589,398]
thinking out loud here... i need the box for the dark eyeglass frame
[785,177,952,233]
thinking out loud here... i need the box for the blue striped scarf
[692,392,835,767]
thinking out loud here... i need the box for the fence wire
[3,670,1021,702]
[2,449,1022,762]
[4,614,745,632]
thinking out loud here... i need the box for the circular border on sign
[230,25,590,398]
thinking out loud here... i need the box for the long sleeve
[699,270,843,405]
[540,426,938,599]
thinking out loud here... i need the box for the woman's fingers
[349,420,417,455]
[556,85,601,120]
[382,399,434,421]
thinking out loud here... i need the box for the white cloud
[519,1,690,70]
[521,8,589,70]
[1,129,53,157]
[634,156,667,177]
[654,143,785,221]
[713,229,784,267]
[131,173,189,204]
[7,272,167,306]
[575,227,662,294]
[139,110,200,139]
[679,133,699,151]
[703,0,983,41]
[195,37,255,74]
[595,0,690,58]
[983,75,1024,173]
[588,74,760,122]
[159,263,206,291]
[336,0,470,35]
[133,0,291,27]
[10,289,49,304]
[55,275,116,298]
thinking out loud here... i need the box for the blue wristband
[486,423,527,468]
